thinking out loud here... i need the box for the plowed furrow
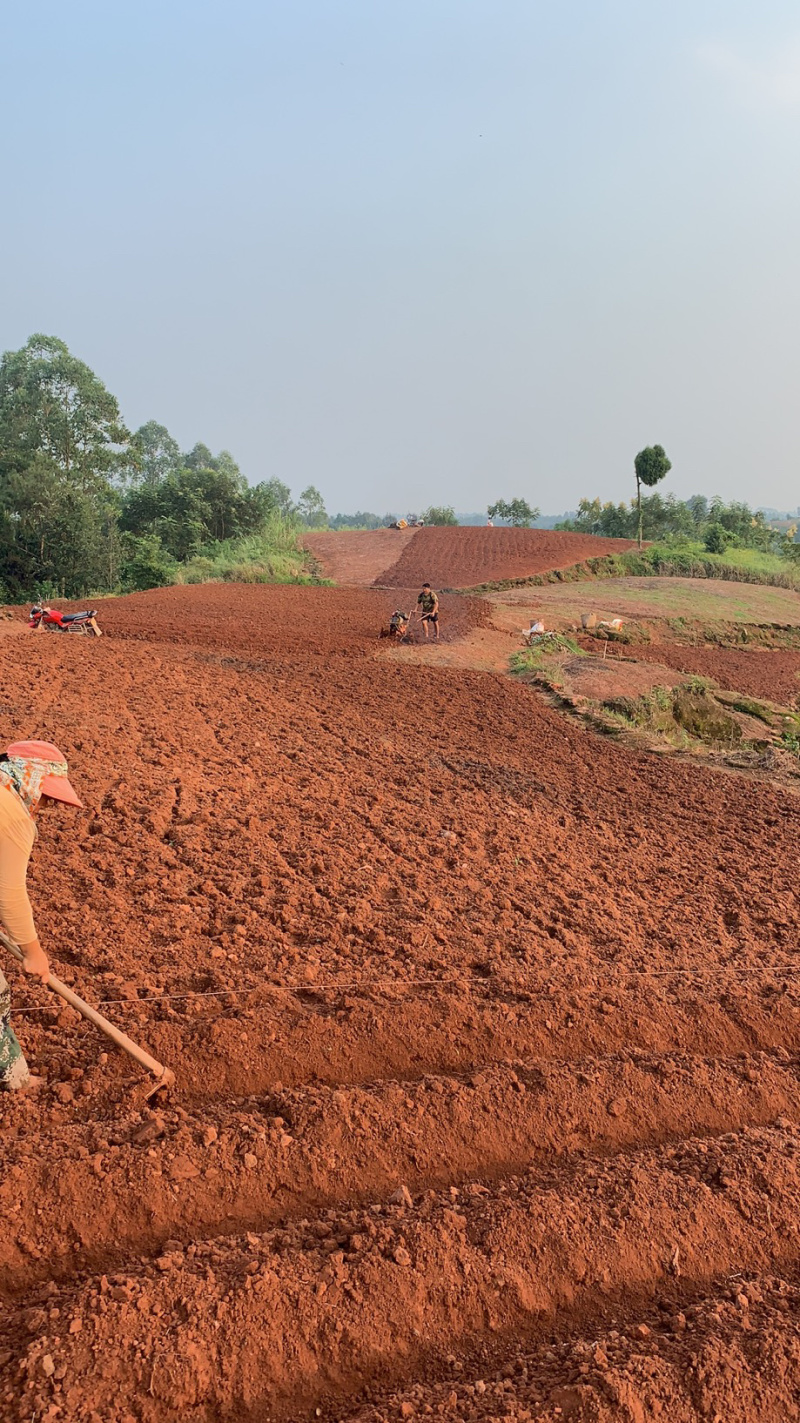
[138,986,800,1100]
[3,1053,797,1291]
[336,1273,800,1423]
[4,1127,800,1422]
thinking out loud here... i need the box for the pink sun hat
[4,740,83,808]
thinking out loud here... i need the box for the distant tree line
[329,505,459,528]
[557,493,798,555]
[0,334,330,599]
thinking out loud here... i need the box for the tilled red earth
[373,526,637,590]
[615,642,800,707]
[1,583,799,1422]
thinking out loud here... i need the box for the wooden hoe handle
[0,929,175,1091]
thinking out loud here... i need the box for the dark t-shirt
[417,590,438,615]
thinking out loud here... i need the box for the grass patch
[510,635,584,676]
[591,543,800,589]
[469,542,800,595]
[600,682,742,746]
[604,685,679,733]
[681,674,715,695]
[177,526,328,586]
[724,696,778,725]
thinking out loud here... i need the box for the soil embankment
[376,526,637,589]
[618,643,800,706]
[304,526,637,589]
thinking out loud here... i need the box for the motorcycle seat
[61,611,95,622]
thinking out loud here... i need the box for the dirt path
[303,528,418,583]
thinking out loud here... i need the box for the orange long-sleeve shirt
[0,781,37,947]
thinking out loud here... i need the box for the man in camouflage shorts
[416,582,440,641]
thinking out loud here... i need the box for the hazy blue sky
[3,1,800,513]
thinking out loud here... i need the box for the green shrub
[177,526,323,586]
[421,506,458,526]
[120,535,178,591]
[704,524,734,554]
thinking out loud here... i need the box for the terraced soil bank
[1,580,799,1422]
[305,525,636,588]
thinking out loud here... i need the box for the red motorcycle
[29,606,102,636]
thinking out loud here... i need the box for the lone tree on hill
[633,444,671,548]
[487,497,540,528]
[297,484,328,528]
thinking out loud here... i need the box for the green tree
[487,497,540,527]
[120,533,178,590]
[119,453,265,557]
[0,334,129,490]
[704,523,733,554]
[245,478,296,526]
[297,485,328,527]
[121,471,214,559]
[124,421,181,487]
[708,497,771,550]
[421,505,458,525]
[0,334,130,596]
[686,495,709,528]
[557,497,633,537]
[182,441,216,472]
[634,444,671,548]
[184,465,248,542]
[329,510,395,530]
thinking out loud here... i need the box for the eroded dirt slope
[303,529,418,584]
[0,583,798,1422]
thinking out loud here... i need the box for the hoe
[0,928,175,1099]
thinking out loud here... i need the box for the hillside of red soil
[616,642,800,707]
[0,582,799,1421]
[303,528,417,583]
[376,525,637,589]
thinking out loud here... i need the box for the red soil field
[375,525,637,589]
[94,581,487,653]
[1,583,799,1422]
[619,642,800,707]
[303,528,418,584]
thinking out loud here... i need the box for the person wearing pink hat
[0,740,83,1091]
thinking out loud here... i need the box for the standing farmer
[416,582,440,641]
[0,741,83,1091]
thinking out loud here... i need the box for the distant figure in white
[522,619,546,645]
[486,517,493,527]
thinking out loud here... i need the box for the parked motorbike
[29,606,102,636]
